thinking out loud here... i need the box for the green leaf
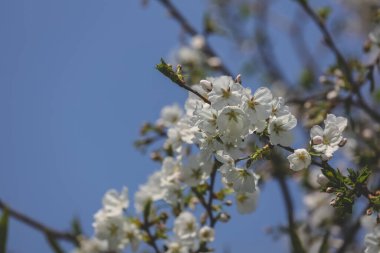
[357,167,371,184]
[0,209,9,253]
[46,234,64,253]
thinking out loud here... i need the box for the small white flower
[268,113,297,146]
[194,105,218,135]
[102,187,129,217]
[165,240,189,253]
[270,97,290,117]
[177,46,202,65]
[158,104,184,127]
[161,157,182,186]
[235,190,259,214]
[163,183,184,206]
[191,35,205,50]
[216,106,250,143]
[180,155,213,187]
[71,237,107,253]
[93,210,125,251]
[243,87,273,124]
[173,212,199,241]
[324,114,347,133]
[287,149,311,171]
[199,226,215,242]
[208,76,243,110]
[310,125,342,160]
[123,222,142,252]
[134,171,166,213]
[222,165,258,193]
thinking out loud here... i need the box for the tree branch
[156,0,233,76]
[0,199,79,245]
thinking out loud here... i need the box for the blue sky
[0,1,317,252]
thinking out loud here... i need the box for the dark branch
[0,199,79,245]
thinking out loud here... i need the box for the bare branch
[0,199,79,245]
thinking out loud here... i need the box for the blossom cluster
[141,76,298,213]
[73,75,350,253]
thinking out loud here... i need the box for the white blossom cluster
[141,76,298,210]
[287,114,348,172]
[74,75,351,253]
[166,212,215,253]
[72,187,142,253]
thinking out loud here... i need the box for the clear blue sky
[0,1,317,252]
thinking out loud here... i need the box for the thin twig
[207,163,218,227]
[191,188,215,226]
[0,199,79,245]
[142,213,161,253]
[175,80,211,104]
[296,0,353,85]
[156,0,233,76]
[276,176,306,253]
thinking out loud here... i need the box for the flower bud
[338,138,347,147]
[330,199,337,206]
[327,90,338,100]
[219,212,230,223]
[317,173,329,186]
[224,200,233,206]
[234,74,242,84]
[336,192,343,198]
[191,35,205,50]
[319,75,329,84]
[200,80,212,91]
[312,136,323,145]
[326,187,334,193]
[207,57,221,68]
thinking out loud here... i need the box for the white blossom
[71,237,107,253]
[93,210,125,251]
[123,222,142,252]
[173,212,199,241]
[235,190,260,214]
[310,125,342,160]
[268,113,297,146]
[165,240,190,253]
[180,155,213,187]
[208,76,243,110]
[199,226,215,242]
[134,171,165,212]
[102,187,129,217]
[243,87,272,131]
[216,106,250,143]
[158,104,184,127]
[221,165,258,193]
[287,149,311,171]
